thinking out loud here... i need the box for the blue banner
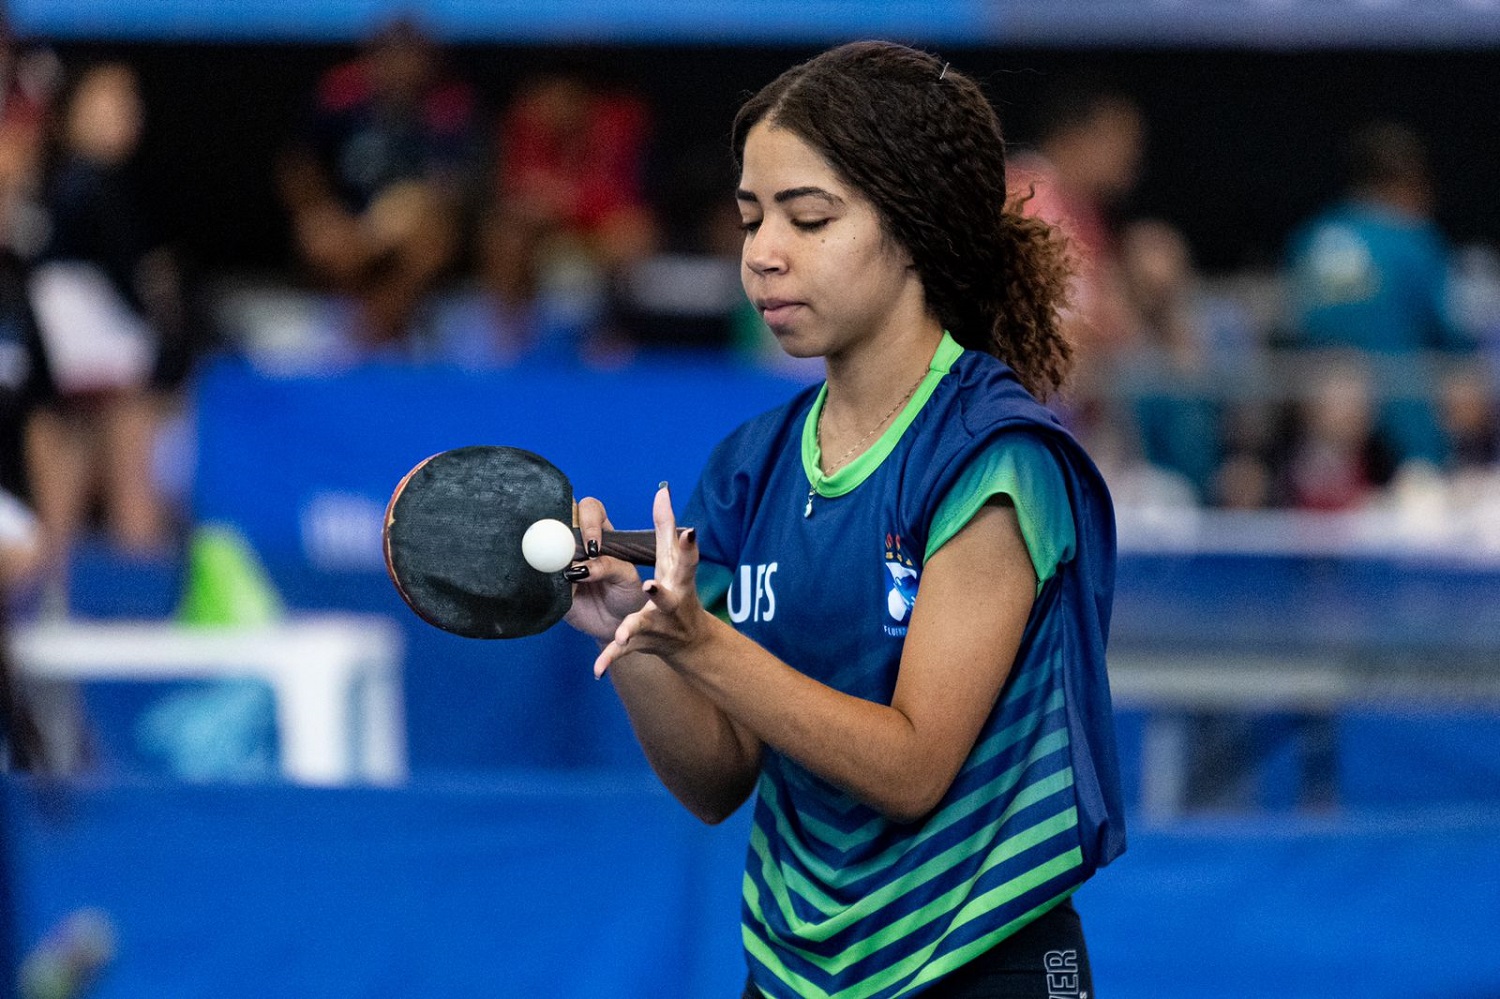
[14,0,1500,46]
[192,355,804,569]
[12,0,988,43]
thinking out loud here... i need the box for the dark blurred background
[45,43,1500,275]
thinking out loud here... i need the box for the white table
[14,614,406,786]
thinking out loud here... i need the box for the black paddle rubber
[383,445,658,639]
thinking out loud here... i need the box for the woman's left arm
[599,490,1036,824]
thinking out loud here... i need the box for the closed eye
[793,219,831,232]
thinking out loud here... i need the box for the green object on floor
[176,523,283,627]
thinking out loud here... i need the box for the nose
[742,222,787,277]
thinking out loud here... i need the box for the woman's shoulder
[939,349,1065,439]
[925,349,1110,515]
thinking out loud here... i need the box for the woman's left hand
[594,484,709,678]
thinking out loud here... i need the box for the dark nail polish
[658,480,669,492]
[564,565,589,582]
[586,539,599,557]
[682,528,696,544]
[644,580,659,594]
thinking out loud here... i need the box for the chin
[767,326,824,359]
[776,341,825,361]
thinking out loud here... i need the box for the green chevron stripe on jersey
[747,761,1077,936]
[744,850,1085,999]
[747,801,1079,957]
[750,684,1067,889]
[765,670,1063,858]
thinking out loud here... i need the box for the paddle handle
[572,528,661,566]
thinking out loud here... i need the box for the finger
[596,613,640,678]
[671,526,699,587]
[642,576,678,615]
[593,556,647,590]
[576,496,611,558]
[593,642,619,679]
[652,481,677,572]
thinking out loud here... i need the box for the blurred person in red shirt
[473,71,657,364]
[278,18,478,352]
[1009,79,1145,369]
[0,20,56,260]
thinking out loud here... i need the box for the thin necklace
[807,368,927,517]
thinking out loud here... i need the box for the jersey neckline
[800,332,963,498]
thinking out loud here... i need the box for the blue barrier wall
[7,778,1500,999]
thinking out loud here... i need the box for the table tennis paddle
[383,445,658,639]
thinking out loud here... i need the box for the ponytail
[950,199,1075,400]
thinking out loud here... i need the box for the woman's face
[67,66,143,165]
[736,121,927,361]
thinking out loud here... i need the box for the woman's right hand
[563,496,649,644]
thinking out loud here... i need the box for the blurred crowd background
[0,3,1498,996]
[0,13,1497,584]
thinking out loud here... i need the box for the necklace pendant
[805,487,814,518]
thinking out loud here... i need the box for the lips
[757,298,804,327]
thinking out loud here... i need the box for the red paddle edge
[382,452,451,633]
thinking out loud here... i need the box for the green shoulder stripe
[926,433,1076,589]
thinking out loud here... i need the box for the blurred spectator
[1438,365,1498,474]
[25,63,187,576]
[0,253,47,588]
[0,23,57,261]
[1117,218,1262,503]
[1285,120,1472,469]
[1277,359,1394,511]
[601,143,753,361]
[278,19,477,354]
[1213,406,1277,511]
[0,25,56,589]
[1009,78,1145,369]
[1437,366,1500,540]
[467,71,657,365]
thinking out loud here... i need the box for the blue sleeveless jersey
[683,338,1124,999]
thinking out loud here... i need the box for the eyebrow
[735,186,846,207]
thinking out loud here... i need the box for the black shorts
[742,897,1093,999]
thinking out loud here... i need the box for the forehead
[738,122,847,193]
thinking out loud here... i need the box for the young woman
[564,42,1125,998]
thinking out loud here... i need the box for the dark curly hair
[732,41,1074,399]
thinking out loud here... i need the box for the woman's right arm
[607,649,762,824]
[567,497,761,824]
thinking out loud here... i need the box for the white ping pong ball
[522,518,577,574]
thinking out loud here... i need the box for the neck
[815,323,941,479]
[1355,185,1429,221]
[822,320,943,425]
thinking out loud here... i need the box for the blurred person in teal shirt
[1286,121,1473,469]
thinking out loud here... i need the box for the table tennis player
[564,42,1125,999]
